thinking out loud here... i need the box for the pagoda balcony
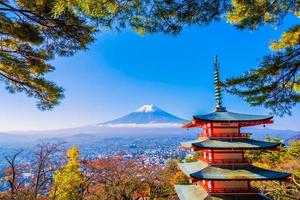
[206,187,260,194]
[199,157,251,165]
[197,133,251,138]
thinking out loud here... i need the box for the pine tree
[1,0,298,114]
[224,0,299,116]
[50,146,84,200]
[0,0,96,110]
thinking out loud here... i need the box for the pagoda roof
[194,111,272,122]
[183,111,273,128]
[180,139,201,149]
[175,185,271,200]
[175,185,208,200]
[178,160,208,177]
[191,138,280,150]
[190,164,290,181]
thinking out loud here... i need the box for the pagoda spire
[213,55,226,112]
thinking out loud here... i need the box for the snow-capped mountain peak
[99,104,187,127]
[136,104,161,113]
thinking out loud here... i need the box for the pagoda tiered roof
[175,185,208,200]
[178,161,290,180]
[175,57,290,200]
[194,111,272,122]
[180,139,201,149]
[190,164,290,181]
[181,138,280,150]
[178,160,208,176]
[183,111,273,128]
[175,185,272,200]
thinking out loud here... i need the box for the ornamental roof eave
[174,185,208,200]
[180,139,201,149]
[191,138,281,150]
[182,111,273,128]
[190,164,291,181]
[178,161,208,177]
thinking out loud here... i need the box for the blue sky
[0,17,299,131]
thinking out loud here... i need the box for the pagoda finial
[213,55,226,112]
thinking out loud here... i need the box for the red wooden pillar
[247,181,250,190]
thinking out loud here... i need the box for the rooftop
[191,138,280,150]
[190,164,290,180]
[193,111,273,123]
[178,160,208,176]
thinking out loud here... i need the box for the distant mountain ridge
[0,104,298,143]
[99,105,187,125]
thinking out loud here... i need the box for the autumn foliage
[0,139,299,200]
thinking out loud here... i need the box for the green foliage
[246,138,300,199]
[167,160,190,186]
[225,47,300,116]
[271,25,300,50]
[52,0,229,35]
[50,146,85,200]
[225,0,300,116]
[287,140,300,159]
[227,0,297,31]
[0,0,96,110]
[185,151,203,163]
[1,0,298,115]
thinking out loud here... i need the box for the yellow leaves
[264,12,271,22]
[226,0,299,51]
[284,79,300,92]
[52,0,120,18]
[50,146,84,200]
[36,0,45,6]
[133,27,146,35]
[67,146,80,160]
[294,83,300,91]
[226,0,270,25]
[270,25,300,51]
[169,170,189,185]
[253,161,271,169]
[51,0,71,18]
[226,0,246,25]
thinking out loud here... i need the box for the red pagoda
[175,56,290,200]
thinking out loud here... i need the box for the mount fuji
[0,104,298,146]
[99,105,187,127]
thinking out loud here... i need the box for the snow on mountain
[99,104,187,127]
[136,104,162,113]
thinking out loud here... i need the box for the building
[175,56,291,200]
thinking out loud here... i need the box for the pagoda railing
[197,132,251,138]
[207,187,260,194]
[199,157,251,165]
